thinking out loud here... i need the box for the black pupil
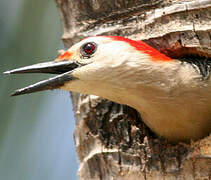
[83,43,95,55]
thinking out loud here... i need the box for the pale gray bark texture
[55,0,211,179]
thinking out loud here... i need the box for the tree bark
[55,0,211,179]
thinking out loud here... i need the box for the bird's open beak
[4,60,81,96]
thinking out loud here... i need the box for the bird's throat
[132,89,211,141]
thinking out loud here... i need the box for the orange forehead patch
[57,51,73,61]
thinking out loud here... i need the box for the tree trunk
[55,0,211,179]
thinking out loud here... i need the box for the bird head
[5,36,211,141]
[4,36,178,104]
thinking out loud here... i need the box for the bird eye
[81,42,97,58]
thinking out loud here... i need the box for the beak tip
[3,71,11,75]
[10,91,18,97]
[10,89,24,96]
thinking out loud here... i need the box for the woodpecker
[4,36,211,141]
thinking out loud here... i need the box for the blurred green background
[0,0,78,179]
